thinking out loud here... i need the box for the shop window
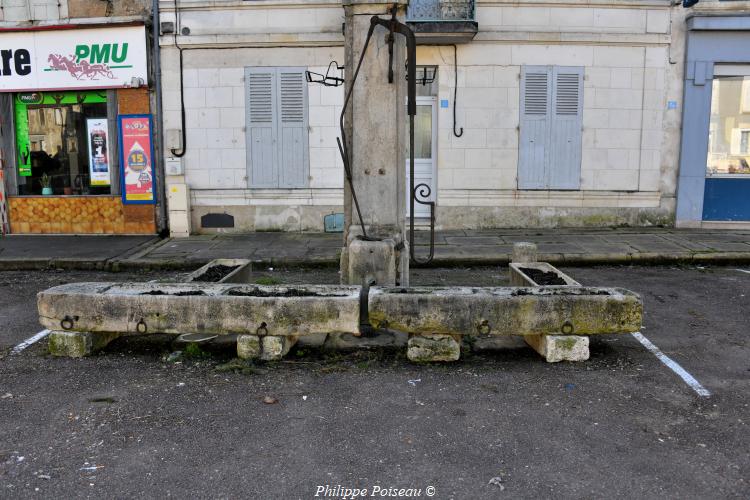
[706,75,750,176]
[13,91,117,196]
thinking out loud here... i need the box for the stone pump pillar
[340,0,411,287]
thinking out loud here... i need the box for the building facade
[0,0,161,235]
[157,0,743,234]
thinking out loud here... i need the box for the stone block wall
[163,58,344,191]
[421,43,668,191]
[0,0,67,23]
[160,38,346,232]
[158,0,686,232]
[0,0,149,23]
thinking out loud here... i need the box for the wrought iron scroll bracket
[411,183,436,264]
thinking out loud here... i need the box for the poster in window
[119,114,156,204]
[86,118,110,186]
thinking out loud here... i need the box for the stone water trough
[38,276,642,363]
[184,259,253,284]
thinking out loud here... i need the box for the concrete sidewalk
[2,228,750,270]
[0,235,159,270]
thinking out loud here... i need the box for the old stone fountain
[37,1,642,363]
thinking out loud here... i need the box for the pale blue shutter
[276,68,309,188]
[246,68,278,188]
[518,66,552,189]
[549,66,583,190]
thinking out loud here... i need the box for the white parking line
[631,332,711,397]
[734,269,750,275]
[11,330,51,355]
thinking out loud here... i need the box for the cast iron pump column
[339,0,418,287]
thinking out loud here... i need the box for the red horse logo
[47,54,114,80]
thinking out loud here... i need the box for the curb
[0,258,109,271]
[3,251,750,271]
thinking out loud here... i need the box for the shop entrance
[14,91,113,196]
[704,66,750,221]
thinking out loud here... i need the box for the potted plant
[62,176,72,196]
[40,173,53,195]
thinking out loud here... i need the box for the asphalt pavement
[0,265,748,499]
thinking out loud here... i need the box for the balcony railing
[406,0,475,22]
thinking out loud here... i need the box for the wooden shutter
[276,68,309,188]
[549,66,583,190]
[246,67,278,188]
[246,67,309,188]
[518,66,551,189]
[518,65,583,190]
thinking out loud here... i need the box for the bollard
[512,242,538,263]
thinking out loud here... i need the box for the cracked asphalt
[0,265,748,499]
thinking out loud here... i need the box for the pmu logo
[46,43,129,81]
[74,43,129,65]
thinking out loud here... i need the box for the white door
[406,96,437,218]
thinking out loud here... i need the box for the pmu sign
[0,25,147,91]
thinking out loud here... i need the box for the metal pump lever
[337,4,435,264]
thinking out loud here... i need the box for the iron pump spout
[337,5,434,264]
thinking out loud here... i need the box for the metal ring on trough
[60,316,74,330]
[477,319,491,335]
[136,319,148,334]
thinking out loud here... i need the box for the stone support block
[407,333,460,363]
[525,334,589,362]
[261,335,297,361]
[48,330,121,358]
[236,334,261,360]
[343,238,398,286]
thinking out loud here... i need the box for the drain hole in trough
[226,287,343,298]
[519,267,567,286]
[141,290,207,296]
[193,265,240,282]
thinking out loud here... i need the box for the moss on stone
[255,276,283,286]
[184,342,210,359]
[555,337,578,351]
[49,331,89,358]
[407,334,460,363]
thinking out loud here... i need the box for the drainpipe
[152,0,168,235]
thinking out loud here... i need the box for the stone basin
[509,262,581,287]
[37,282,362,337]
[184,259,253,283]
[38,281,643,363]
[367,286,642,337]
